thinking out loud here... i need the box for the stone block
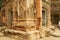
[26,30,40,40]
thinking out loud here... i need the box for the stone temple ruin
[0,0,53,40]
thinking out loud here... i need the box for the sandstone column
[35,0,44,37]
[25,0,40,40]
[35,0,42,30]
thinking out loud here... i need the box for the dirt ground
[40,36,60,40]
[0,36,60,40]
[0,28,60,40]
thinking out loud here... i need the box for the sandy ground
[40,36,60,40]
[0,36,60,40]
[0,28,60,40]
[0,37,16,40]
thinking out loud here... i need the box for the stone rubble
[50,29,60,37]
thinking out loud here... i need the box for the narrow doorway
[8,10,13,27]
[42,9,47,27]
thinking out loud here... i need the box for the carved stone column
[25,0,40,40]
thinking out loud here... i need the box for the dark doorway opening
[51,14,59,26]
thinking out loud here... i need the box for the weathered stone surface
[27,30,40,40]
[50,29,60,37]
[0,0,51,40]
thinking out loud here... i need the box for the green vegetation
[0,0,2,9]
